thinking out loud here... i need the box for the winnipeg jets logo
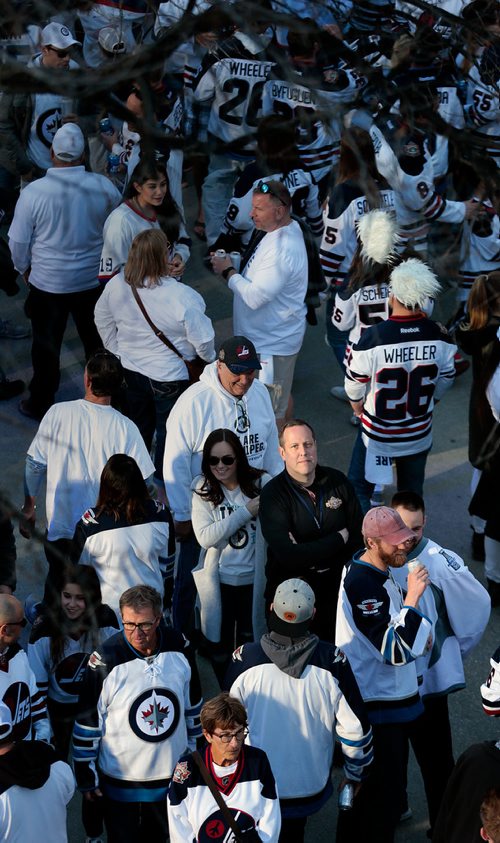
[129,688,180,742]
[357,598,383,616]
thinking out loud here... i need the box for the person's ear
[203,729,212,745]
[480,827,490,842]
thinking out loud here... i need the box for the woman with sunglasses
[95,229,215,480]
[168,693,280,842]
[191,429,270,682]
[98,156,191,284]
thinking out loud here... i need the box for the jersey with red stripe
[345,315,456,456]
[368,121,465,251]
[320,180,394,283]
[262,66,363,183]
[458,205,500,302]
[465,64,500,167]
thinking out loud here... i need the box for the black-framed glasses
[208,455,236,466]
[7,618,27,628]
[46,45,70,58]
[256,180,287,206]
[123,618,158,632]
[212,727,248,743]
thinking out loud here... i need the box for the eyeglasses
[256,180,287,207]
[208,455,236,466]
[46,45,70,58]
[131,86,143,100]
[122,618,158,633]
[7,618,27,628]
[212,727,248,743]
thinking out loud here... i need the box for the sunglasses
[208,455,236,466]
[46,45,70,58]
[256,180,287,206]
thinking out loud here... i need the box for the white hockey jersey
[458,205,500,302]
[368,119,466,250]
[193,32,274,154]
[0,645,50,742]
[345,314,456,457]
[220,164,323,244]
[262,66,363,182]
[319,179,394,283]
[465,63,500,168]
[334,281,390,357]
[73,626,202,798]
[392,537,490,698]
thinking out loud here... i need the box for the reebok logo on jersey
[357,599,383,615]
[400,328,420,333]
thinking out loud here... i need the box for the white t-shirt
[28,399,155,540]
[0,760,74,843]
[228,220,308,355]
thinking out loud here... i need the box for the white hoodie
[163,362,283,520]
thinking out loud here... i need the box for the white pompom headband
[389,258,441,309]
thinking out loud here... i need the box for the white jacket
[163,362,283,520]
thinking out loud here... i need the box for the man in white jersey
[212,181,308,429]
[8,123,121,420]
[344,258,456,512]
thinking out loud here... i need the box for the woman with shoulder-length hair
[98,156,191,283]
[94,229,215,480]
[191,428,270,683]
[71,453,175,613]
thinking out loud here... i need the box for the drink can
[215,249,226,258]
[407,559,422,574]
[100,117,114,135]
[229,251,241,272]
[107,153,121,174]
[338,782,354,811]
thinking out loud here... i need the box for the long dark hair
[40,565,104,669]
[197,429,264,506]
[126,158,181,244]
[95,454,149,524]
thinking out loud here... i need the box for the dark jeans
[103,797,168,843]
[210,583,253,685]
[279,816,307,843]
[123,368,189,480]
[339,721,411,843]
[24,284,102,415]
[172,533,200,637]
[407,695,454,833]
[325,292,348,374]
[348,429,430,514]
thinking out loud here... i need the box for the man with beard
[335,506,432,843]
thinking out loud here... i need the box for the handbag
[131,286,206,384]
[191,750,261,842]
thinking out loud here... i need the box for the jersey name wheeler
[193,36,274,152]
[346,315,456,456]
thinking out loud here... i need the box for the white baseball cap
[41,22,80,50]
[52,123,85,162]
[270,578,315,636]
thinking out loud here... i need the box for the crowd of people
[0,0,500,840]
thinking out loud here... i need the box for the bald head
[0,595,22,624]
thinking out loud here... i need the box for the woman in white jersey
[98,157,190,283]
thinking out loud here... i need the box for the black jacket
[259,465,363,601]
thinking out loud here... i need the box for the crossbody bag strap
[191,750,243,841]
[131,285,184,361]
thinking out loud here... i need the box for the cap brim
[268,611,311,637]
[383,526,415,545]
[226,360,262,373]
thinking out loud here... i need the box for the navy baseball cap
[218,336,261,373]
